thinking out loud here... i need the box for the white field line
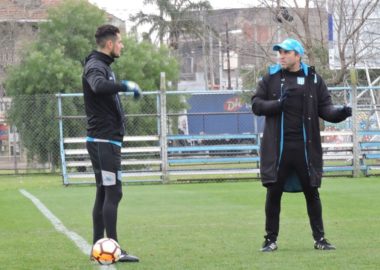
[19,189,116,270]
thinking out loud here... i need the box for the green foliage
[7,95,59,165]
[38,0,106,62]
[114,37,179,91]
[1,176,380,269]
[5,48,81,95]
[4,0,184,168]
[5,0,106,97]
[310,45,335,84]
[241,64,269,91]
[4,0,106,168]
[113,37,182,136]
[131,0,212,49]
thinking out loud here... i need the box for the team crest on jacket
[297,77,305,85]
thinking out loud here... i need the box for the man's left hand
[342,105,352,117]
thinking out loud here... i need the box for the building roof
[0,0,125,24]
[0,0,61,21]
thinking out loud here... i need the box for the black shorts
[86,141,122,187]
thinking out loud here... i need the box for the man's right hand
[121,80,142,99]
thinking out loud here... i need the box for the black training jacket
[251,65,349,189]
[82,50,126,142]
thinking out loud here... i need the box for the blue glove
[121,80,142,99]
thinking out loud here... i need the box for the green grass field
[0,175,379,270]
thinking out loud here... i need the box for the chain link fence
[0,94,60,173]
[1,86,379,179]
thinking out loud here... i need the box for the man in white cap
[251,38,352,252]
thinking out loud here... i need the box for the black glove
[342,105,352,117]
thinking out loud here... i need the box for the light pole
[225,22,232,90]
[218,26,242,90]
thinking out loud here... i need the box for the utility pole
[225,22,232,90]
[218,38,223,89]
[209,26,215,88]
[202,11,209,90]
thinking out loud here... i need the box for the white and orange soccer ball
[91,238,121,265]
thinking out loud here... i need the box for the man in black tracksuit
[83,24,141,262]
[251,38,352,252]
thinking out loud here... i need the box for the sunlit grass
[0,175,379,269]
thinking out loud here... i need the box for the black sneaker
[260,239,278,252]
[118,249,139,262]
[314,238,336,250]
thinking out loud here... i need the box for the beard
[110,47,121,59]
[110,51,120,59]
[281,62,299,72]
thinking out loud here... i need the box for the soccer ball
[91,238,121,265]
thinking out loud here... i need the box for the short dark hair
[95,24,120,48]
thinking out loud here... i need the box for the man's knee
[106,183,123,204]
[304,187,320,202]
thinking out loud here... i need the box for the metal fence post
[159,72,169,183]
[350,69,360,177]
[57,93,68,185]
[11,125,18,174]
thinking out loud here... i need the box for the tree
[255,1,328,70]
[329,0,380,84]
[113,36,181,137]
[130,0,212,49]
[37,0,106,62]
[5,0,104,170]
[256,0,380,85]
[6,0,106,96]
[114,37,179,91]
[5,0,181,170]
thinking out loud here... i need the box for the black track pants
[264,141,325,242]
[92,183,123,244]
[86,141,123,244]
